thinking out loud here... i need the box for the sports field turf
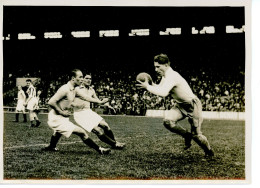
[3,112,246,180]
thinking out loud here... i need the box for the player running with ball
[136,54,214,159]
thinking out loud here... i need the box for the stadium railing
[3,106,49,113]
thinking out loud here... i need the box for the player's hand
[59,110,72,117]
[71,102,81,108]
[136,79,149,89]
[104,102,116,114]
[100,98,109,104]
[23,103,27,106]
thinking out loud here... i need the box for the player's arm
[75,87,108,104]
[48,88,70,117]
[137,75,175,97]
[91,89,115,111]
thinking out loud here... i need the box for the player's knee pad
[163,119,176,130]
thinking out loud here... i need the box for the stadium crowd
[3,65,245,115]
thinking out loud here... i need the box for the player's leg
[34,112,41,127]
[74,110,124,149]
[22,110,27,122]
[13,109,19,122]
[98,120,116,140]
[92,126,118,148]
[43,131,62,151]
[14,100,24,122]
[73,126,111,155]
[98,120,125,149]
[28,110,36,127]
[189,98,214,158]
[163,108,192,149]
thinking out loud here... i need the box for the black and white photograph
[0,0,252,184]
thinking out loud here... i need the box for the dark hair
[84,73,92,78]
[69,69,81,79]
[154,54,170,65]
[26,79,32,82]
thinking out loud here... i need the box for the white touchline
[4,141,81,149]
[4,134,172,150]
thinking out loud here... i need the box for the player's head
[84,74,92,86]
[154,54,171,76]
[17,85,22,90]
[26,79,32,87]
[70,69,83,86]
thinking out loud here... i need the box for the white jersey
[147,67,196,103]
[16,89,26,111]
[17,90,26,102]
[73,85,95,112]
[26,84,36,98]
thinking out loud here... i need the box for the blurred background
[2,6,245,115]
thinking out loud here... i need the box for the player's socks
[49,133,62,149]
[23,114,27,122]
[30,121,35,127]
[104,129,116,141]
[98,124,116,141]
[14,113,19,122]
[98,134,117,147]
[184,132,192,150]
[82,138,102,152]
[35,120,41,127]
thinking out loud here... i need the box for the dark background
[2,6,245,111]
[3,6,245,74]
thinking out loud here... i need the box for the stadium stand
[3,64,245,115]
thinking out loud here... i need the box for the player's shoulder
[89,86,95,91]
[170,69,182,78]
[58,83,71,93]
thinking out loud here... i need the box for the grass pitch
[3,112,245,180]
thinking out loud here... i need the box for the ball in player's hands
[136,72,153,85]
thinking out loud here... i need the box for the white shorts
[27,97,38,111]
[48,109,77,138]
[16,100,25,111]
[74,109,103,132]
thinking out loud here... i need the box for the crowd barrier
[3,106,49,113]
[145,110,245,120]
[3,107,245,120]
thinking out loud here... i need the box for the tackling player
[137,53,214,159]
[43,69,111,155]
[72,74,125,149]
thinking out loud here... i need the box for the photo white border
[0,0,254,186]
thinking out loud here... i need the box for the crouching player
[72,74,125,150]
[43,69,111,155]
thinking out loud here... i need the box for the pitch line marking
[4,134,173,150]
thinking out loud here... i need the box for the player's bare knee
[99,120,110,130]
[92,127,104,136]
[163,119,176,130]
